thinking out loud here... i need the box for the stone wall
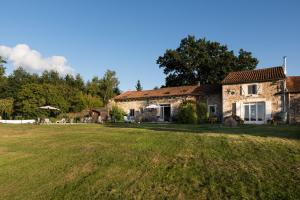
[222,80,284,121]
[110,96,197,120]
[198,94,222,118]
[288,93,300,124]
[109,93,222,121]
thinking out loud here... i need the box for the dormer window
[248,84,257,95]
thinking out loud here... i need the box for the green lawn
[0,124,299,199]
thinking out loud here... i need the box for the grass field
[0,123,299,199]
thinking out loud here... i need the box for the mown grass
[0,124,299,199]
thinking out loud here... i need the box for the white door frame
[159,104,171,121]
[242,102,266,124]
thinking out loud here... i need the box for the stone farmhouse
[222,66,299,124]
[110,65,300,124]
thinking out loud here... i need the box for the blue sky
[0,0,299,91]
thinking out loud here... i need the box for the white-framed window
[129,109,135,117]
[208,105,217,116]
[241,84,261,96]
[247,84,258,95]
[243,102,265,123]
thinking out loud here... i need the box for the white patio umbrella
[145,104,160,109]
[39,106,60,111]
[38,106,60,124]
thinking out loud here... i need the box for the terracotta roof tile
[287,76,300,93]
[114,84,221,101]
[222,67,286,84]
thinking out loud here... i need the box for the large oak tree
[157,36,258,86]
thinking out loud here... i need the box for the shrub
[49,117,57,123]
[109,105,126,122]
[269,112,285,125]
[15,116,23,120]
[74,116,81,123]
[196,102,208,123]
[177,101,198,124]
[58,113,69,120]
[0,98,13,120]
[273,112,283,122]
[208,116,218,124]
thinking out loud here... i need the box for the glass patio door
[244,102,265,124]
[250,104,256,121]
[159,104,171,121]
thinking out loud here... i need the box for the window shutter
[236,101,241,117]
[240,85,246,95]
[244,85,248,95]
[265,101,272,121]
[257,84,262,94]
[248,85,252,94]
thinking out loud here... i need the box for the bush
[273,112,283,122]
[177,101,198,124]
[208,116,218,124]
[268,112,285,125]
[109,105,126,122]
[49,117,58,123]
[15,116,23,120]
[196,102,208,123]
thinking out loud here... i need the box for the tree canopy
[157,36,258,86]
[0,56,7,98]
[136,80,143,91]
[0,56,6,77]
[0,98,13,119]
[86,70,120,105]
[0,59,120,119]
[98,70,120,105]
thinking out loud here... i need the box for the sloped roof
[222,67,286,84]
[287,76,300,93]
[91,107,107,113]
[114,84,221,101]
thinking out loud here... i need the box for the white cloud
[0,44,74,75]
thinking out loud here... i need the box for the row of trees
[0,56,120,119]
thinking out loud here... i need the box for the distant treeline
[0,57,120,119]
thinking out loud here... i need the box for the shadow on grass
[105,123,300,140]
